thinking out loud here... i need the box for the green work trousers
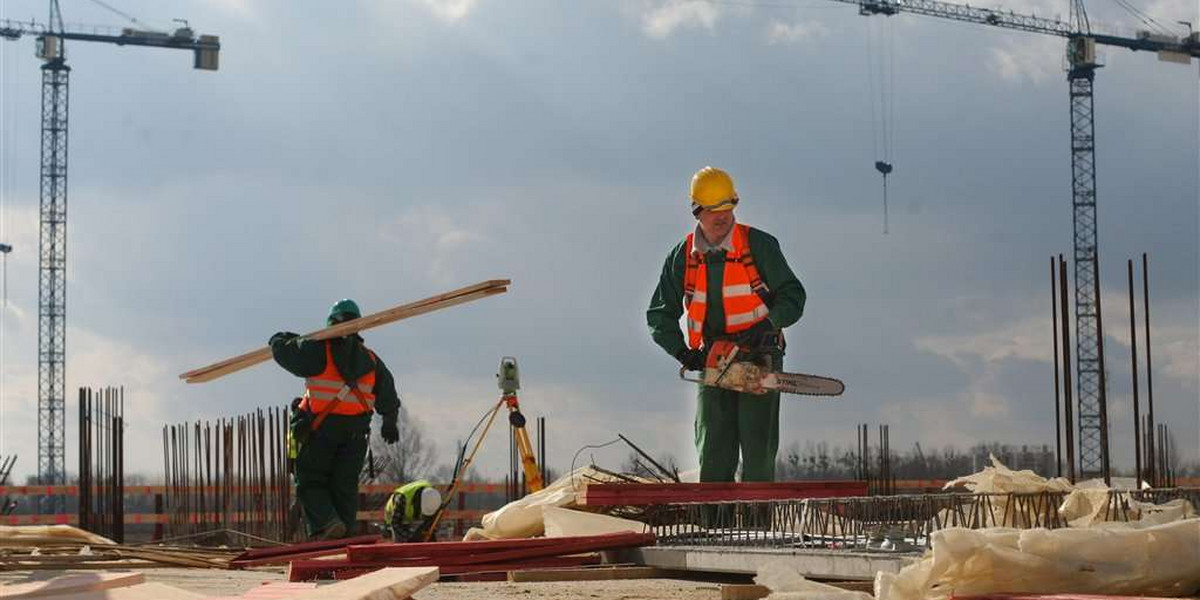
[695,384,780,482]
[293,413,371,538]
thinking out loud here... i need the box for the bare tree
[370,405,437,483]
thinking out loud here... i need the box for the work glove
[269,331,300,346]
[674,348,706,372]
[381,418,400,445]
[737,319,777,349]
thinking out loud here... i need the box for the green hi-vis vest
[384,480,432,525]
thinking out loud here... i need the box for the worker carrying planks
[270,297,402,541]
[646,167,841,486]
[179,280,510,541]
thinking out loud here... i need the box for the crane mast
[832,0,1197,481]
[2,5,219,507]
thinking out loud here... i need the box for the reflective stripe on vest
[299,341,377,416]
[683,224,770,350]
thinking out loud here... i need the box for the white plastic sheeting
[875,517,1200,599]
[463,467,640,541]
[0,524,116,546]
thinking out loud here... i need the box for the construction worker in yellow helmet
[646,167,807,483]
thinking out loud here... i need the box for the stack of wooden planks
[179,279,510,383]
[286,532,656,581]
[0,543,239,570]
[577,481,869,506]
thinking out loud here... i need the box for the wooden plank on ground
[205,581,319,600]
[347,535,587,562]
[290,566,438,600]
[67,582,207,600]
[578,481,869,506]
[720,584,770,600]
[180,280,509,383]
[0,571,145,599]
[508,566,672,583]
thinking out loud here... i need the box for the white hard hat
[420,487,442,517]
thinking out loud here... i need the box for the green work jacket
[646,224,806,359]
[269,334,401,422]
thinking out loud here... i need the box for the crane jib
[843,0,1199,58]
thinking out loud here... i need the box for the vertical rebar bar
[1141,253,1156,487]
[1127,259,1142,485]
[1091,254,1111,484]
[1051,258,1063,477]
[1058,256,1076,483]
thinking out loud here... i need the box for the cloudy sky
[0,0,1196,483]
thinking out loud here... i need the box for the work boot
[313,519,347,541]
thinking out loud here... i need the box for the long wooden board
[180,280,509,383]
[290,566,438,600]
[69,582,207,600]
[0,572,145,599]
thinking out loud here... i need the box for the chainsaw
[679,339,844,397]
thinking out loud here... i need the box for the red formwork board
[346,536,570,562]
[577,481,868,506]
[230,534,381,567]
[290,532,655,581]
[294,555,603,582]
[346,532,653,562]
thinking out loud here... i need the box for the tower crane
[1,1,219,506]
[823,0,1197,481]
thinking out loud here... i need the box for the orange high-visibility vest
[683,224,771,350]
[298,341,377,416]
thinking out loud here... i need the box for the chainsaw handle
[679,366,704,384]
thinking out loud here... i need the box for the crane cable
[866,16,896,234]
[1107,0,1176,37]
[0,12,14,457]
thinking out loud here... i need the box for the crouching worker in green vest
[384,480,443,542]
[271,299,402,540]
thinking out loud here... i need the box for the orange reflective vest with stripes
[683,224,771,350]
[298,341,377,416]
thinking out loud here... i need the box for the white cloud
[987,36,1062,85]
[766,20,830,45]
[0,325,177,480]
[373,204,490,286]
[414,0,479,23]
[914,313,1050,369]
[640,0,721,39]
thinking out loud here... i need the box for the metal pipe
[1058,256,1076,483]
[1091,253,1111,485]
[1127,259,1142,485]
[1051,257,1063,477]
[1141,253,1156,487]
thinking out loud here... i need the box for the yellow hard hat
[690,166,739,215]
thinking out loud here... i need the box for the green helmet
[327,299,362,325]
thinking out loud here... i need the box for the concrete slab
[621,546,920,581]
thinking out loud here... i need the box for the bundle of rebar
[78,387,124,542]
[161,406,293,543]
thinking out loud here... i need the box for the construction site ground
[0,567,753,599]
